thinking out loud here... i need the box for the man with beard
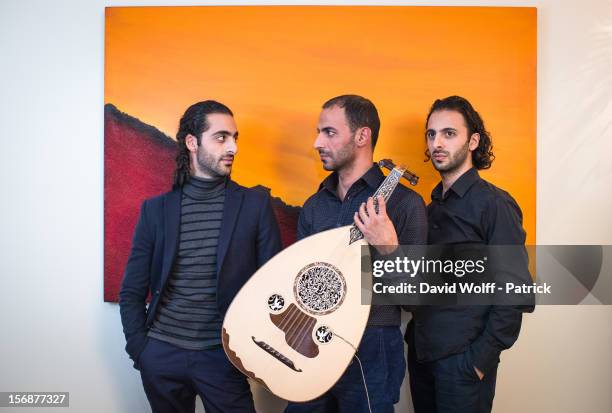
[285,95,428,413]
[119,100,282,413]
[406,96,534,413]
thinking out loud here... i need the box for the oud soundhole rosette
[268,294,285,312]
[294,262,346,315]
[314,326,333,344]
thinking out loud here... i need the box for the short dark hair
[173,100,233,188]
[424,95,495,170]
[323,94,381,149]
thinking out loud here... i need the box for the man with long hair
[119,100,282,413]
[406,96,534,413]
[285,95,428,412]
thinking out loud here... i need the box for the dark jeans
[285,326,406,413]
[408,343,498,413]
[139,337,256,413]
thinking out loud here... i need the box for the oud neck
[348,165,406,245]
[372,166,405,203]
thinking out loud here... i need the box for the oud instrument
[222,159,416,402]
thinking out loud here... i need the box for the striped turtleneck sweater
[148,175,226,350]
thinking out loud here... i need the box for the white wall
[0,0,610,412]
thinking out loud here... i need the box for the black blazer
[119,180,282,368]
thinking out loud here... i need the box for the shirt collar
[431,167,480,200]
[319,163,383,194]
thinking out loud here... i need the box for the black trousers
[407,343,498,413]
[139,338,256,413]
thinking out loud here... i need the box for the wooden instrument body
[222,225,372,402]
[222,162,409,402]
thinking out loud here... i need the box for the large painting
[104,6,536,301]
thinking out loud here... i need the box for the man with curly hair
[406,96,534,413]
[119,100,282,413]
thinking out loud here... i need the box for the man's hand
[474,366,484,381]
[354,195,398,255]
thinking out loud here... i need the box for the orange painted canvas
[104,6,536,301]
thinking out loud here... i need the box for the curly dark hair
[323,95,381,149]
[424,96,495,170]
[173,100,234,188]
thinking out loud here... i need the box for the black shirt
[408,168,534,373]
[428,167,526,245]
[298,163,428,326]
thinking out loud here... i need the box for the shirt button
[155,290,160,295]
[432,224,440,230]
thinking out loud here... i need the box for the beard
[431,140,470,173]
[318,137,356,171]
[196,147,233,178]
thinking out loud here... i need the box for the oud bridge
[252,336,302,372]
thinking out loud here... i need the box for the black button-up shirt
[428,168,526,245]
[298,164,428,326]
[408,168,534,373]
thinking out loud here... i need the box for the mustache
[432,150,448,157]
[318,150,332,157]
[220,155,235,161]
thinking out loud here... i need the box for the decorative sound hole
[315,326,333,344]
[294,262,346,315]
[268,294,285,312]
